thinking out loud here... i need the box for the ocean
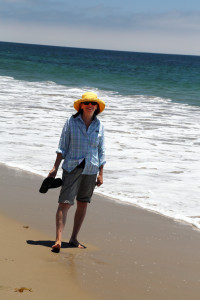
[0,41,200,228]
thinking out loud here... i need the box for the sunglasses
[82,101,97,106]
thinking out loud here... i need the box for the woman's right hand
[48,167,58,178]
[48,153,63,178]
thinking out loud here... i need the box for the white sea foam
[1,75,200,229]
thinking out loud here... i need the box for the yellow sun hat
[74,92,105,113]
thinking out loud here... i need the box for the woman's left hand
[96,174,103,187]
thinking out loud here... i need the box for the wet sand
[1,163,200,299]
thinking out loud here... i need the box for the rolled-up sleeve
[56,120,70,159]
[98,125,106,167]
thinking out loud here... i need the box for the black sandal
[39,177,62,193]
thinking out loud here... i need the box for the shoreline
[1,162,199,232]
[95,190,200,232]
[1,164,200,299]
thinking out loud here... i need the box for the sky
[0,0,200,55]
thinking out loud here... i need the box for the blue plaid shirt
[57,114,106,175]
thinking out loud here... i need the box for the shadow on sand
[26,240,74,249]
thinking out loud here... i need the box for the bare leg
[52,203,71,251]
[69,201,88,248]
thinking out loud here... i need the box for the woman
[48,92,106,252]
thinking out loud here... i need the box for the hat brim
[74,99,105,113]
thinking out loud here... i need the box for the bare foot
[69,239,86,249]
[52,241,61,253]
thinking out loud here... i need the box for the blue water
[0,41,200,106]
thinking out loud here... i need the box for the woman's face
[80,101,98,117]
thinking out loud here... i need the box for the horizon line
[1,40,199,58]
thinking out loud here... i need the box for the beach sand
[1,164,200,299]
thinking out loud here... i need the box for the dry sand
[1,163,200,299]
[0,212,98,300]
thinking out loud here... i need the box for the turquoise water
[0,41,200,106]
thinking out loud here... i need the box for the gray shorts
[58,167,97,205]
